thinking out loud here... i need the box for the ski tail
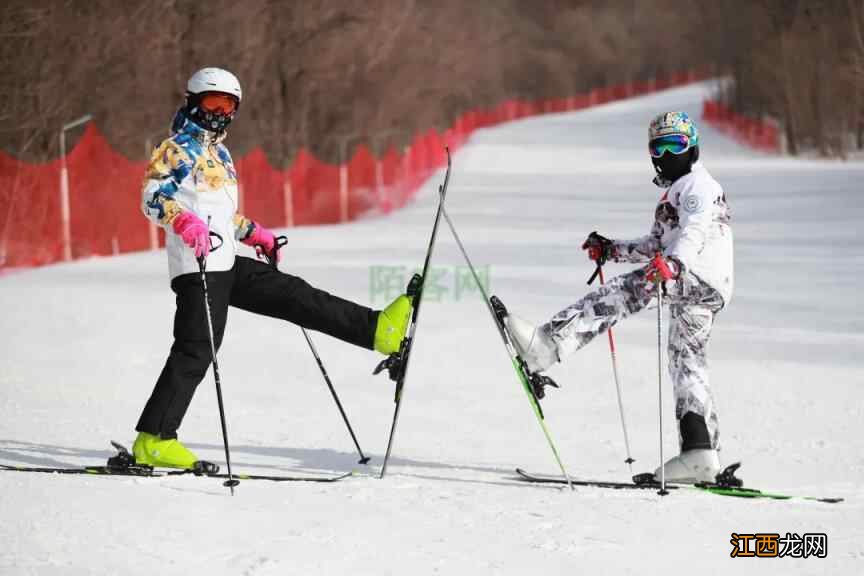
[516,468,675,491]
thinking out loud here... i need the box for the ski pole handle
[583,232,613,285]
[587,263,603,285]
[260,235,289,270]
[195,229,224,269]
[208,231,224,251]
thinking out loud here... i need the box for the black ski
[515,465,844,503]
[375,147,452,479]
[0,463,352,483]
[517,468,676,491]
[0,441,353,484]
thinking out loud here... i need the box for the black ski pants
[136,257,378,438]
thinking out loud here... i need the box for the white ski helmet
[185,67,242,133]
[187,67,242,101]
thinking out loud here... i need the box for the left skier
[133,67,410,469]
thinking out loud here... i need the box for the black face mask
[651,150,693,182]
[652,147,698,186]
[184,94,236,135]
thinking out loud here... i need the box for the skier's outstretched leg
[508,268,655,372]
[228,257,409,354]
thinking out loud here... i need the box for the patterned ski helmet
[648,111,699,147]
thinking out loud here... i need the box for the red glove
[172,212,210,259]
[242,221,280,263]
[645,253,679,283]
[582,231,617,263]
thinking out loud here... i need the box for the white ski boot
[654,449,721,484]
[506,315,559,373]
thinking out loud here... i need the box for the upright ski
[440,206,573,489]
[375,148,452,479]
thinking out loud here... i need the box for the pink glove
[172,212,210,259]
[645,253,679,283]
[242,222,280,262]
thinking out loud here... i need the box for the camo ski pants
[544,267,725,449]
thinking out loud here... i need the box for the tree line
[701,0,864,156]
[1,0,860,163]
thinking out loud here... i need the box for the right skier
[508,111,733,484]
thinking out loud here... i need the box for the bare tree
[6,0,862,162]
[850,0,864,148]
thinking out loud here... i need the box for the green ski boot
[132,432,199,470]
[374,295,412,355]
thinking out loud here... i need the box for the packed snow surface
[2,83,862,575]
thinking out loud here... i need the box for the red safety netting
[0,69,713,270]
[0,153,63,267]
[235,148,285,229]
[702,100,780,153]
[67,125,150,259]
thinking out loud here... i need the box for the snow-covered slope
[2,83,862,575]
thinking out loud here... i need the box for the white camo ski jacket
[612,162,734,305]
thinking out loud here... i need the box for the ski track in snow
[1,83,862,575]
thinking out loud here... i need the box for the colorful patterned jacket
[141,110,254,279]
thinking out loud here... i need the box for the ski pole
[262,236,370,465]
[198,226,239,495]
[442,205,573,490]
[654,259,668,497]
[302,328,370,464]
[589,265,635,474]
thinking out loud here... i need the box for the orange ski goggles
[200,93,238,115]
